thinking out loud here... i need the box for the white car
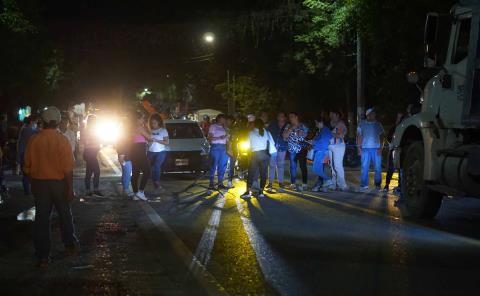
[163,119,210,173]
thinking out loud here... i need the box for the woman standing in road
[130,112,151,201]
[283,112,309,191]
[241,119,276,199]
[308,117,333,192]
[82,115,103,197]
[329,110,348,191]
[148,113,169,191]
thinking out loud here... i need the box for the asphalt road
[3,147,479,296]
[91,147,480,295]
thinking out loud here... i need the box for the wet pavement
[1,147,480,295]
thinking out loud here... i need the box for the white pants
[329,143,347,189]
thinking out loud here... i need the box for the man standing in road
[24,106,77,268]
[267,112,288,193]
[59,116,77,157]
[357,108,385,191]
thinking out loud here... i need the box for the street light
[203,32,215,44]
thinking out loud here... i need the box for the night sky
[36,0,288,108]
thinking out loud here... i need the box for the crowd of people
[199,107,397,199]
[0,103,409,267]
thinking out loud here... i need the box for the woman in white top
[241,119,276,199]
[148,113,169,189]
[329,110,348,190]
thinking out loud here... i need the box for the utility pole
[356,33,365,124]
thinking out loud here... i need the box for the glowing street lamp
[203,32,215,44]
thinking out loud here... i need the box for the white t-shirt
[149,128,169,152]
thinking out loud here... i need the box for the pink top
[208,124,227,145]
[133,134,147,143]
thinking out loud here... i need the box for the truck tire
[402,141,443,219]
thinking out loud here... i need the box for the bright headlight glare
[95,119,121,142]
[239,141,250,151]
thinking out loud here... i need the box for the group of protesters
[202,107,401,199]
[0,103,406,268]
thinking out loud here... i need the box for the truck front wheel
[402,142,443,219]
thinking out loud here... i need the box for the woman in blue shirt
[308,118,333,192]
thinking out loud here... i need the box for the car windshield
[165,123,204,139]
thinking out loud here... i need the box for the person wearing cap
[357,108,385,191]
[24,106,77,267]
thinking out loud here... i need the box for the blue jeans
[209,144,228,185]
[148,151,167,183]
[361,148,382,187]
[31,179,77,260]
[313,150,331,185]
[269,150,286,185]
[121,160,132,191]
[289,149,308,184]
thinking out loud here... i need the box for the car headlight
[95,119,121,143]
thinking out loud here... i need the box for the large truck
[392,0,480,218]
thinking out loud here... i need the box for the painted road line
[235,198,309,296]
[102,146,227,295]
[189,197,226,275]
[283,188,480,248]
[139,202,227,296]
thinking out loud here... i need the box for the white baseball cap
[247,114,256,122]
[42,106,62,124]
[365,108,375,116]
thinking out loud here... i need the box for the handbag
[267,132,278,155]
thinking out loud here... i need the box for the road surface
[1,147,479,295]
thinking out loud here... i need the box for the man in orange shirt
[24,106,77,268]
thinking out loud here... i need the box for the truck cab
[392,0,480,218]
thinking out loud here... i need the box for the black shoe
[240,191,251,199]
[218,184,228,190]
[93,191,104,197]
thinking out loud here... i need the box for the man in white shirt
[59,117,77,156]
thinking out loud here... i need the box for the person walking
[130,112,151,201]
[283,112,309,191]
[82,115,103,197]
[329,110,348,190]
[241,119,276,199]
[357,108,385,191]
[17,115,38,195]
[308,118,333,192]
[148,113,169,190]
[24,106,77,268]
[267,112,288,193]
[208,114,228,190]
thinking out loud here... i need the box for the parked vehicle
[163,119,210,173]
[392,1,480,218]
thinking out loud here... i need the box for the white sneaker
[258,193,266,198]
[135,191,147,201]
[227,181,234,188]
[301,184,308,191]
[288,184,297,190]
[132,193,140,201]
